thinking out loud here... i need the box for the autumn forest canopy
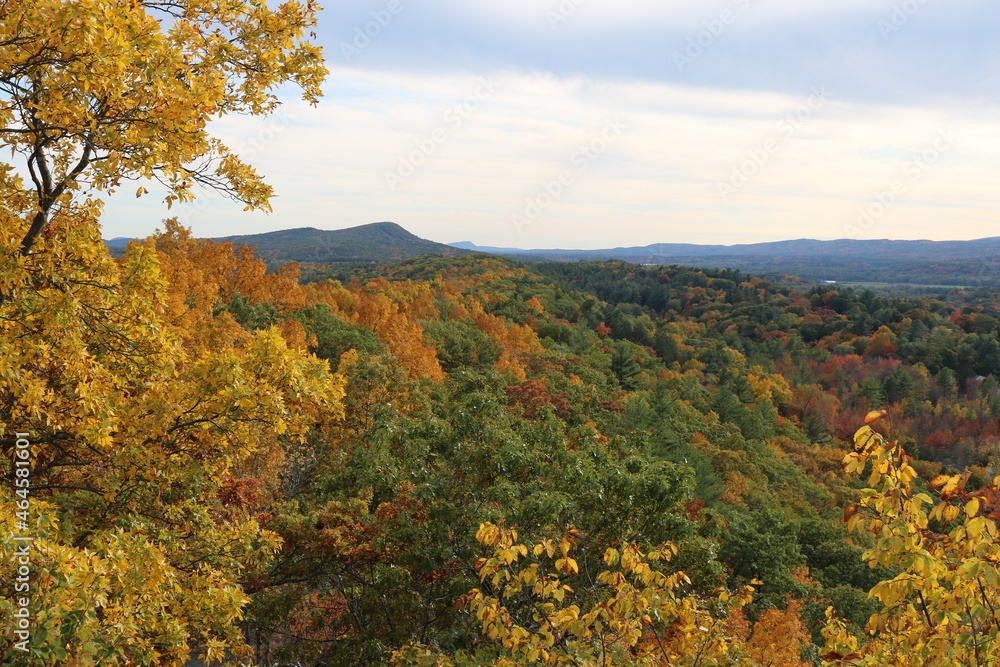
[5,2,1000,666]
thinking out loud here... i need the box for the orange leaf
[930,474,952,490]
[864,409,887,424]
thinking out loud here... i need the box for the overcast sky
[102,0,1000,248]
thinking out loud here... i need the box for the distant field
[838,281,974,289]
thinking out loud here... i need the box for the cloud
[100,66,1000,248]
[320,0,1000,105]
[418,0,880,31]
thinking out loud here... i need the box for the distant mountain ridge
[103,223,1000,287]
[449,237,1000,287]
[104,222,465,264]
[450,237,1000,261]
[214,222,465,264]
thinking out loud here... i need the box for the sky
[101,0,1000,249]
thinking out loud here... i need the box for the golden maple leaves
[0,1,335,661]
[0,0,326,252]
[394,522,814,667]
[824,418,1000,666]
[0,215,345,664]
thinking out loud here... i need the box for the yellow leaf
[943,504,960,522]
[967,497,981,518]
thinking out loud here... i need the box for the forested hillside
[214,223,468,266]
[450,237,1000,288]
[7,216,1000,665]
[5,0,997,663]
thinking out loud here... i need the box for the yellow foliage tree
[392,522,758,667]
[1,2,336,661]
[822,419,1000,666]
[0,0,325,254]
[0,216,344,664]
